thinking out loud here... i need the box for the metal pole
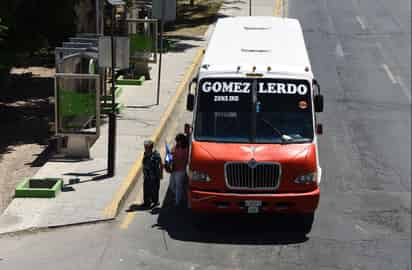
[156,0,165,105]
[156,21,163,105]
[108,7,117,177]
[249,0,251,16]
[96,0,100,34]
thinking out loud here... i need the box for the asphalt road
[0,0,410,269]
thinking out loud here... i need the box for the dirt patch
[165,0,224,36]
[0,144,47,211]
[0,71,54,213]
[10,67,55,78]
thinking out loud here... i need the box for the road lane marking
[376,42,411,102]
[355,16,367,30]
[119,211,134,229]
[119,182,144,229]
[382,64,397,84]
[355,224,368,234]
[376,42,389,62]
[103,49,204,219]
[396,75,412,103]
[336,43,345,58]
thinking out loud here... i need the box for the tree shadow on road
[153,190,309,245]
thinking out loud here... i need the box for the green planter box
[116,75,145,86]
[15,178,63,198]
[100,102,124,114]
[101,86,123,102]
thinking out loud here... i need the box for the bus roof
[201,17,312,77]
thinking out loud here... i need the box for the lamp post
[249,0,251,16]
[106,0,125,177]
[156,0,165,105]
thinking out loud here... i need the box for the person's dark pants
[143,177,160,206]
[143,177,153,206]
[152,179,160,204]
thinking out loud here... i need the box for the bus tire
[301,212,315,235]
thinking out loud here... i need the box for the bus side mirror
[316,124,323,135]
[314,94,324,112]
[186,77,197,112]
[187,94,194,111]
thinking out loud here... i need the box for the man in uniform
[142,140,163,208]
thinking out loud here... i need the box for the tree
[0,18,7,43]
[0,17,8,73]
[74,0,97,33]
[0,0,77,54]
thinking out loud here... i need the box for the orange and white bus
[185,17,324,233]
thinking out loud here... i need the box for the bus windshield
[194,78,314,143]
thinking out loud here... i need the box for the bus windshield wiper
[259,117,293,143]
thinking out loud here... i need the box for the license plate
[247,206,259,214]
[245,200,262,207]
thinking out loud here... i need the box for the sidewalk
[0,0,279,235]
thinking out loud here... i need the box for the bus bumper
[189,188,320,214]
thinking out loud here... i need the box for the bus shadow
[154,190,309,245]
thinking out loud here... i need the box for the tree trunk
[74,0,97,33]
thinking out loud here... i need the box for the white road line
[376,42,384,52]
[336,43,345,58]
[355,224,368,234]
[376,42,411,103]
[396,75,412,103]
[382,64,398,84]
[356,16,367,30]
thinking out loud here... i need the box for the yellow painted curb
[103,48,204,218]
[274,0,282,17]
[274,0,288,17]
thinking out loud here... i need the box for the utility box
[152,0,176,22]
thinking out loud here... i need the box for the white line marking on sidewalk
[356,16,367,30]
[396,75,412,103]
[382,64,398,84]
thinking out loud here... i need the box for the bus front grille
[224,162,281,190]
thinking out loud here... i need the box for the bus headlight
[188,170,211,182]
[294,172,317,184]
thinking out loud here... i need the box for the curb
[0,218,115,237]
[102,48,204,218]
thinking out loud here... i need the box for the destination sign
[201,81,308,95]
[197,78,311,112]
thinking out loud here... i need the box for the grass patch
[165,0,223,36]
